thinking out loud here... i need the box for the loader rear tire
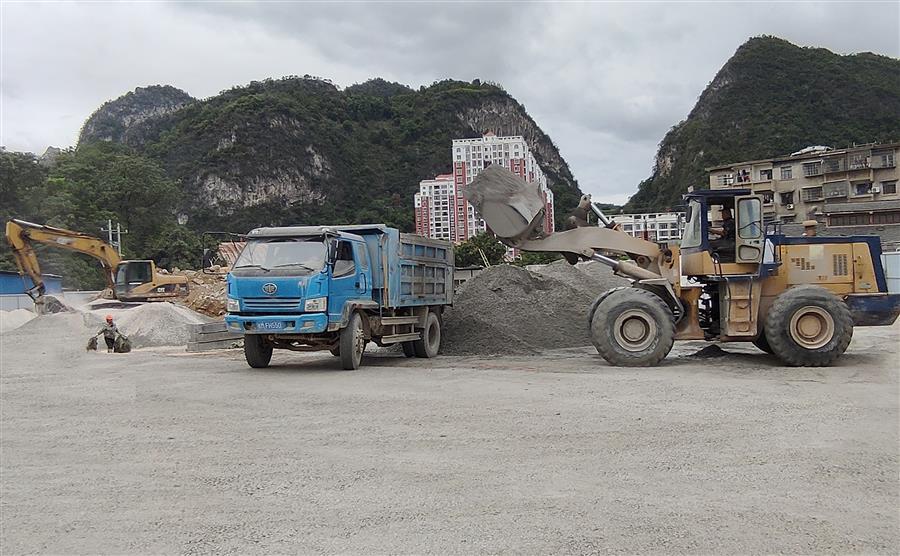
[591,288,675,367]
[764,285,852,367]
[413,312,441,358]
[244,335,273,368]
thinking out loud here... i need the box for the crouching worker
[97,315,118,353]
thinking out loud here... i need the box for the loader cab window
[681,199,704,249]
[332,241,356,278]
[709,203,736,262]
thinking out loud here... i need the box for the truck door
[354,242,371,297]
[328,240,359,323]
[734,195,764,264]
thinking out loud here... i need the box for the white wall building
[614,212,685,243]
[414,174,455,242]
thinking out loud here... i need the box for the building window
[824,157,845,173]
[802,187,824,202]
[761,191,775,204]
[781,215,796,223]
[780,166,793,180]
[802,162,823,177]
[854,182,873,196]
[716,174,734,186]
[873,211,900,225]
[883,181,897,195]
[759,169,773,181]
[780,191,795,205]
[829,213,869,226]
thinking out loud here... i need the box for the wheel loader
[465,166,900,367]
[5,219,189,312]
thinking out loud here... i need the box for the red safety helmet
[105,315,114,322]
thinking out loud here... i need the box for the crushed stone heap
[442,261,628,355]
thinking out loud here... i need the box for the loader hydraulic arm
[5,219,123,299]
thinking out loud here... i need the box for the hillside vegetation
[627,36,900,210]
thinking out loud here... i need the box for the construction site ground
[1,322,898,554]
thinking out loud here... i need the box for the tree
[513,251,562,266]
[454,233,507,267]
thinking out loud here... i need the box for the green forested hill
[81,78,583,234]
[626,36,900,211]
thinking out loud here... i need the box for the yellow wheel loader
[465,166,900,367]
[5,219,189,311]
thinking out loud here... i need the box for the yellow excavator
[5,219,189,311]
[465,166,900,367]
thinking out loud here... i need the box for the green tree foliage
[0,144,204,289]
[626,36,900,211]
[512,251,562,266]
[453,233,508,267]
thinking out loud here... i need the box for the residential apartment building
[613,211,685,243]
[415,132,555,245]
[708,142,900,246]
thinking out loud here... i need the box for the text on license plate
[257,321,286,330]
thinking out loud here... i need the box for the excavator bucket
[464,166,548,245]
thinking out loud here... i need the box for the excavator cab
[114,260,154,298]
[680,189,765,277]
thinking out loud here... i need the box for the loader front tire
[752,332,773,354]
[764,285,852,367]
[591,288,675,367]
[244,335,273,368]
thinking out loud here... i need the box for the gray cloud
[2,1,897,204]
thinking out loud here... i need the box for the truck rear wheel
[401,342,416,358]
[244,335,273,368]
[340,312,366,370]
[413,311,441,358]
[764,285,852,367]
[591,288,675,367]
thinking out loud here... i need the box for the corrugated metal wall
[882,251,900,293]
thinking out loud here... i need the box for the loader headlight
[226,298,240,313]
[304,297,327,312]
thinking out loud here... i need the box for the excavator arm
[5,219,122,299]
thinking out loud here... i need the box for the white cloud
[2,1,897,204]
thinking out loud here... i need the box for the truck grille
[243,297,302,310]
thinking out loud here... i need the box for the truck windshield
[233,238,325,274]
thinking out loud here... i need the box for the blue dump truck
[224,225,453,369]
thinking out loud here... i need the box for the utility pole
[101,219,128,256]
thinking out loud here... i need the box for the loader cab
[680,189,765,276]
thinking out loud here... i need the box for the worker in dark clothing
[709,207,736,261]
[97,315,118,353]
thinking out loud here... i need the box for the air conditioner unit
[872,185,881,194]
[786,204,795,210]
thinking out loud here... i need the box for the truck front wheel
[413,311,441,358]
[340,312,366,370]
[244,335,273,368]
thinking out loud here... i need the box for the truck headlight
[226,298,240,313]
[304,297,327,312]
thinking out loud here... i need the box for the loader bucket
[464,166,547,245]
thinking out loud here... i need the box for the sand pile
[0,309,37,334]
[7,302,212,349]
[442,263,628,355]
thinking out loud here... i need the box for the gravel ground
[1,323,898,554]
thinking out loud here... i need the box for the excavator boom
[5,219,122,298]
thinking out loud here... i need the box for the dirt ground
[1,323,898,554]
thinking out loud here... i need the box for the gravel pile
[0,309,38,334]
[442,262,628,355]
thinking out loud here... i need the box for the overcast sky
[2,2,898,204]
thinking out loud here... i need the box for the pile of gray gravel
[442,261,627,355]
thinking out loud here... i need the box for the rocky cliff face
[626,36,900,211]
[78,78,582,232]
[79,85,195,145]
